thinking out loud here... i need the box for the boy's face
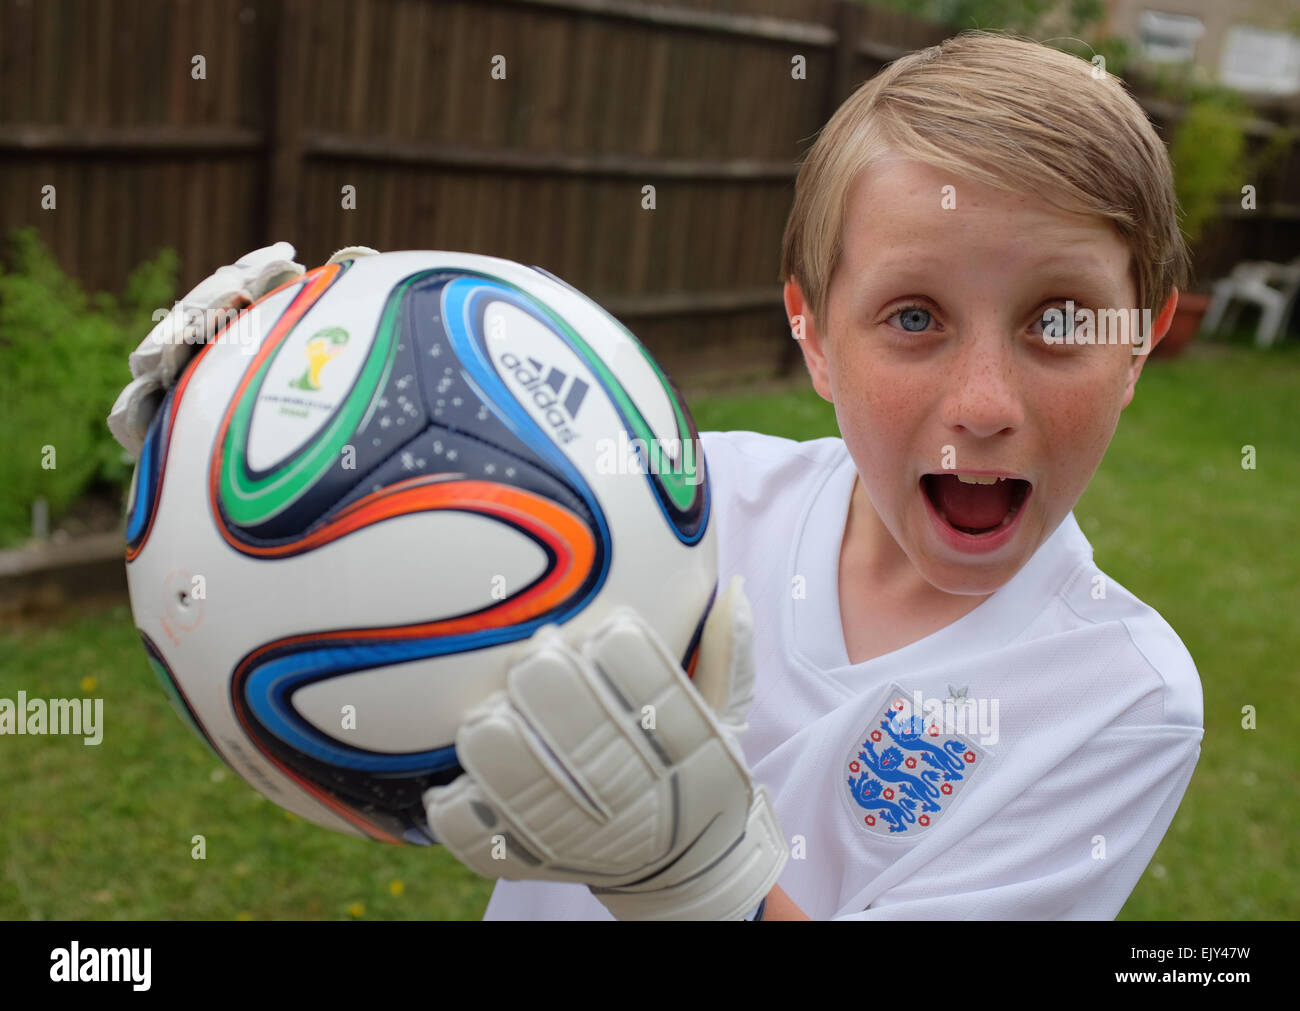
[790,157,1176,595]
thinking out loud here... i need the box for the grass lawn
[1,342,1296,920]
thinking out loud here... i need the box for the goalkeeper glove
[423,576,788,920]
[106,243,378,457]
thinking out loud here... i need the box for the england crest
[842,683,990,839]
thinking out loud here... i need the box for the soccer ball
[124,251,715,845]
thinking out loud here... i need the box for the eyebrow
[869,252,1124,292]
[1028,253,1122,281]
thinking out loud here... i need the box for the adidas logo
[497,351,589,444]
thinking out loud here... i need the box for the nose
[940,332,1026,439]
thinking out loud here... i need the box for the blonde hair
[779,30,1191,329]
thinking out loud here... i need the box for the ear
[1122,289,1178,409]
[785,280,834,403]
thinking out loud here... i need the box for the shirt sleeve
[832,723,1203,920]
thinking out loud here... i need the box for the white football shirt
[482,430,1204,920]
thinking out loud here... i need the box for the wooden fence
[1,0,1297,386]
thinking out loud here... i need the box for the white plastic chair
[1200,256,1300,347]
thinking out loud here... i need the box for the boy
[478,30,1203,919]
[109,31,1202,920]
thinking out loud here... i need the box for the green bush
[1170,90,1249,245]
[0,228,178,549]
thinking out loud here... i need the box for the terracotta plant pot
[1153,292,1211,359]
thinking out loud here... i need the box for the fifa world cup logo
[290,327,350,391]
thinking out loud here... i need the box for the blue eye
[1033,304,1076,341]
[1036,307,1061,331]
[895,306,932,332]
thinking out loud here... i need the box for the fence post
[829,0,865,117]
[266,0,305,244]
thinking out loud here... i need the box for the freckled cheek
[1033,378,1125,495]
[831,354,928,424]
[832,362,927,499]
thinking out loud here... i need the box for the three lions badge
[843,684,991,839]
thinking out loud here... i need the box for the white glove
[106,243,380,458]
[423,576,789,921]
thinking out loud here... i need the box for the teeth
[955,474,1001,485]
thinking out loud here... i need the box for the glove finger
[129,296,230,380]
[581,609,718,767]
[232,242,305,298]
[697,575,756,739]
[183,263,254,306]
[326,245,381,264]
[422,774,551,880]
[249,260,304,299]
[454,682,616,862]
[152,245,298,352]
[182,247,300,312]
[127,311,177,378]
[231,241,297,270]
[504,628,659,816]
[464,634,698,879]
[691,575,742,717]
[107,377,164,458]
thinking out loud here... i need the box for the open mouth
[921,473,1032,537]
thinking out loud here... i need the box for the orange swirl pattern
[222,473,597,628]
[224,476,596,844]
